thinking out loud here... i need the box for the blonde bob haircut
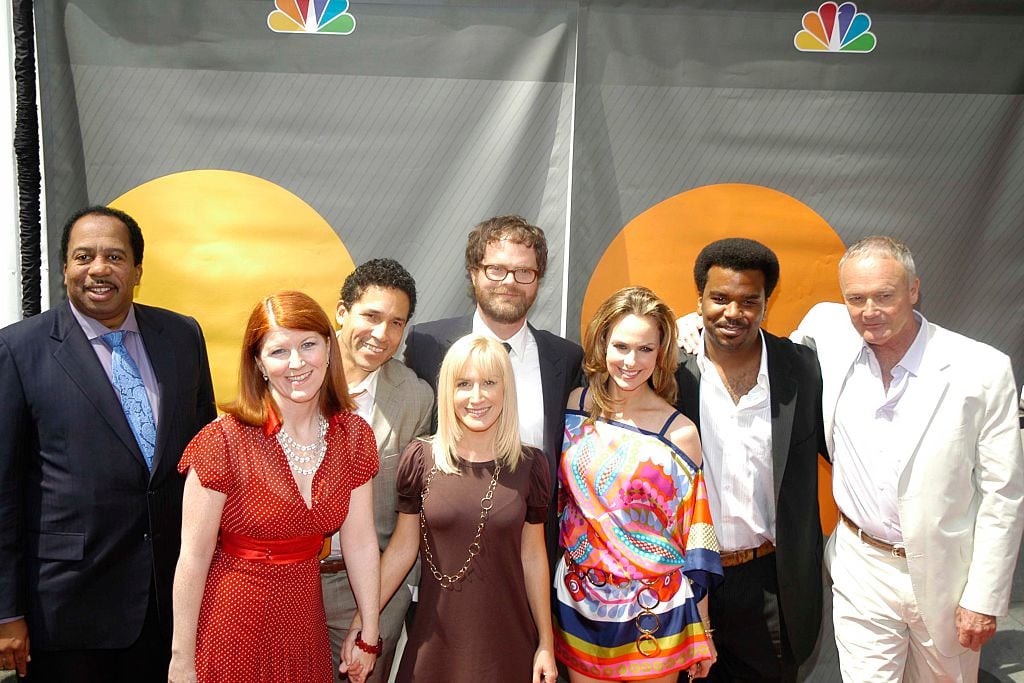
[221,290,355,426]
[431,334,523,475]
[583,286,679,421]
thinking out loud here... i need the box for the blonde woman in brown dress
[344,334,557,682]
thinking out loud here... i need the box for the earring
[262,374,269,381]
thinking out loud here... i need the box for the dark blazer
[674,331,824,665]
[0,301,216,651]
[404,315,583,557]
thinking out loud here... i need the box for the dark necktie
[502,342,512,355]
[102,331,157,470]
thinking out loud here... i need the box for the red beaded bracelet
[354,631,383,656]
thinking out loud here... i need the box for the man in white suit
[792,236,1024,681]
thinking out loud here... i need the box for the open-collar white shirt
[697,330,774,551]
[833,311,929,543]
[330,366,380,556]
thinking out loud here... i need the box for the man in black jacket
[675,238,825,682]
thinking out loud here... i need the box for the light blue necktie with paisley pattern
[102,330,156,470]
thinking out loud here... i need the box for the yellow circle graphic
[111,170,354,404]
[583,183,847,531]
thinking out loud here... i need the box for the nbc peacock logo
[268,0,356,35]
[794,2,876,53]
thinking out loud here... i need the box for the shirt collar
[350,367,380,405]
[696,328,769,383]
[858,310,928,378]
[69,302,140,340]
[472,309,530,357]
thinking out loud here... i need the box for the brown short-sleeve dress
[395,439,550,683]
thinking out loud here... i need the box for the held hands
[0,618,30,678]
[955,606,997,651]
[532,646,557,683]
[676,313,704,354]
[339,617,377,683]
[686,633,717,680]
[340,646,377,683]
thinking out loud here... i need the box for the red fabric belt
[219,530,323,564]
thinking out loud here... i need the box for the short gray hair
[839,235,917,286]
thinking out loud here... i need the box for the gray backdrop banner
[35,0,1024,380]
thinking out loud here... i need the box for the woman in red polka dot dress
[168,291,381,683]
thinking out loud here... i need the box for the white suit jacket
[792,302,1024,656]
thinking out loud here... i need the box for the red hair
[221,290,354,426]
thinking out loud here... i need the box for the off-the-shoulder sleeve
[337,413,379,490]
[177,416,235,495]
[396,439,431,514]
[525,447,551,524]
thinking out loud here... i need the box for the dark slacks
[706,553,797,683]
[27,586,169,683]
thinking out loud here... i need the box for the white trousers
[825,521,981,682]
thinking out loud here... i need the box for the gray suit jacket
[366,358,434,553]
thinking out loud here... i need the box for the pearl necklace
[276,414,328,476]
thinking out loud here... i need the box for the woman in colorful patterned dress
[554,286,723,682]
[344,334,557,682]
[168,291,381,683]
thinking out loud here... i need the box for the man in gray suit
[321,258,433,683]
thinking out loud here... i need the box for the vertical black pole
[12,0,41,318]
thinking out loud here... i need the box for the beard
[475,285,536,325]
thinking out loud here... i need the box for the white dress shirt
[697,330,775,551]
[472,310,545,450]
[832,312,929,543]
[330,368,380,557]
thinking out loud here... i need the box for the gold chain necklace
[419,460,501,589]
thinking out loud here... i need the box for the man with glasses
[404,215,583,561]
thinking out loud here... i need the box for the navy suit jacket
[404,315,583,560]
[0,301,216,650]
[674,331,825,664]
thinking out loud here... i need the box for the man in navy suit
[404,215,583,560]
[0,206,216,681]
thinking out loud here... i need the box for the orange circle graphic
[582,183,846,531]
[111,170,354,404]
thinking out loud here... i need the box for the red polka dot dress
[178,411,378,682]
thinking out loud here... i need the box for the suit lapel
[137,306,177,479]
[765,336,797,503]
[445,317,473,348]
[369,362,398,449]
[531,326,567,471]
[52,302,147,468]
[895,324,949,478]
[676,353,702,435]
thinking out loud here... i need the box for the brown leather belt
[839,511,906,559]
[319,557,347,574]
[719,540,775,568]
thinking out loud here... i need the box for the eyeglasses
[480,264,539,284]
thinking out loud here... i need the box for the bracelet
[354,631,383,656]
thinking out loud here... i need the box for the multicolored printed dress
[554,395,722,681]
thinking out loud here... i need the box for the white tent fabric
[1,1,22,326]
